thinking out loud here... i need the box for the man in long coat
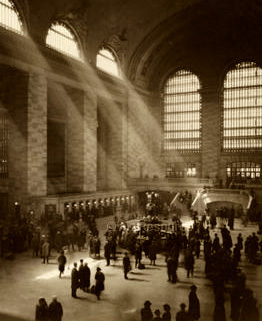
[94,267,105,300]
[71,262,79,298]
[82,262,91,292]
[123,252,131,279]
[188,285,200,321]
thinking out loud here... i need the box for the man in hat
[141,300,153,321]
[48,296,63,321]
[71,262,79,298]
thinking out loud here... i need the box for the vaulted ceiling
[16,0,262,90]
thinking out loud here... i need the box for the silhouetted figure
[153,309,162,321]
[35,298,49,321]
[41,240,50,264]
[94,267,105,300]
[78,259,85,290]
[176,303,190,321]
[71,262,79,298]
[48,296,63,321]
[104,240,111,266]
[123,252,131,279]
[185,249,195,278]
[162,304,171,321]
[57,250,66,278]
[188,285,200,321]
[82,262,91,292]
[141,300,153,321]
[213,291,226,321]
[239,289,259,321]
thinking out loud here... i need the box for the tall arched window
[162,69,201,151]
[46,22,81,60]
[223,61,262,151]
[96,48,120,78]
[0,0,23,34]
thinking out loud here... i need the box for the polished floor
[0,216,261,321]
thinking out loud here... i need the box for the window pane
[162,70,201,152]
[96,48,120,78]
[223,61,262,151]
[46,23,81,60]
[165,162,197,178]
[0,0,23,34]
[226,162,261,180]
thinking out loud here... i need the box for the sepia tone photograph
[0,0,261,320]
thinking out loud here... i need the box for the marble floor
[0,216,261,321]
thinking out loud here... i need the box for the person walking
[188,285,200,321]
[123,252,131,279]
[94,267,105,300]
[71,262,79,298]
[141,300,153,321]
[48,296,63,321]
[41,239,50,264]
[35,298,49,321]
[57,250,66,278]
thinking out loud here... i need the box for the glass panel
[46,23,81,60]
[165,162,197,178]
[0,0,23,34]
[223,61,262,151]
[163,70,201,151]
[226,162,261,179]
[96,48,120,78]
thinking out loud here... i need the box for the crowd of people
[1,189,261,321]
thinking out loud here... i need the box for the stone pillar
[83,89,97,192]
[106,100,124,189]
[8,69,29,212]
[27,73,47,199]
[67,87,84,192]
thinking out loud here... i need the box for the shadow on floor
[127,277,149,282]
[0,313,30,321]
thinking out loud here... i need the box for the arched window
[0,0,23,34]
[96,48,120,78]
[162,69,201,151]
[46,23,81,60]
[223,61,262,151]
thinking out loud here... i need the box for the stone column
[27,72,48,198]
[67,87,84,193]
[83,89,97,192]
